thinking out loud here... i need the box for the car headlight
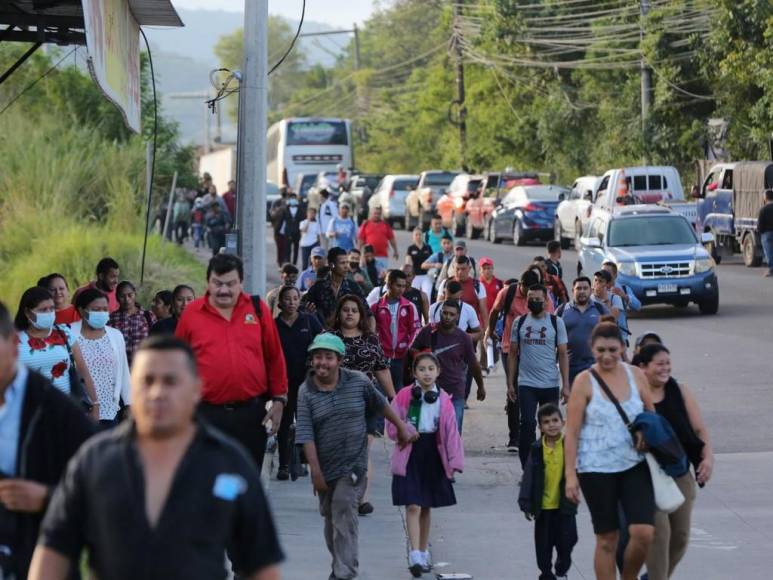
[694,258,715,273]
[617,262,636,276]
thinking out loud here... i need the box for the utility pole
[453,0,468,171]
[235,0,268,295]
[353,24,361,70]
[640,0,652,158]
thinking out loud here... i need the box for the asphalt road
[389,228,773,454]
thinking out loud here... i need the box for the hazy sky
[172,0,378,28]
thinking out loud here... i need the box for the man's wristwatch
[272,396,288,406]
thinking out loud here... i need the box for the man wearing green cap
[295,333,415,580]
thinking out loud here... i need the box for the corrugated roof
[3,0,183,28]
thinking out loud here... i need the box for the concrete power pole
[640,0,652,154]
[453,0,468,171]
[236,0,269,295]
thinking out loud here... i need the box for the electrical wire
[0,47,77,116]
[139,27,158,286]
[269,0,306,75]
[205,0,306,114]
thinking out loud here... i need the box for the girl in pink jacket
[387,352,464,577]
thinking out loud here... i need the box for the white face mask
[86,310,110,330]
[30,310,55,331]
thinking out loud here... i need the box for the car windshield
[394,178,418,191]
[466,180,483,192]
[524,187,565,201]
[299,175,315,195]
[424,172,457,186]
[363,176,383,189]
[608,216,697,247]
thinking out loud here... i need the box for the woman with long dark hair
[274,285,323,480]
[332,294,396,515]
[15,286,98,419]
[149,285,196,336]
[638,343,713,580]
[564,320,655,580]
[108,281,156,365]
[70,288,131,428]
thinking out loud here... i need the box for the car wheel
[698,293,719,315]
[574,220,583,252]
[488,220,501,244]
[705,231,722,265]
[513,220,526,246]
[742,233,762,267]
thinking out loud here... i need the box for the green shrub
[0,220,204,310]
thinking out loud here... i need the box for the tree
[214,16,307,116]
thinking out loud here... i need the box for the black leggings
[276,387,299,469]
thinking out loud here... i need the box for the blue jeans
[518,385,560,469]
[762,231,773,274]
[451,396,465,434]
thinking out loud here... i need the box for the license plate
[658,283,678,294]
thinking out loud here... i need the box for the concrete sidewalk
[267,369,773,579]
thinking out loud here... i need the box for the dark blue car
[489,185,569,246]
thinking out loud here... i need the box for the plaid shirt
[109,308,156,365]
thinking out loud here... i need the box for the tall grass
[0,114,203,309]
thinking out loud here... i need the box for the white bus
[266,117,353,188]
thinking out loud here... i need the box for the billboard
[82,0,141,133]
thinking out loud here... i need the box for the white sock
[421,550,431,565]
[409,550,423,565]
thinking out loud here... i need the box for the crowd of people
[0,192,715,580]
[156,173,238,255]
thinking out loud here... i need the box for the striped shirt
[295,367,386,483]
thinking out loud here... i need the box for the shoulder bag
[589,368,684,513]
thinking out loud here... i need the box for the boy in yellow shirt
[518,403,578,580]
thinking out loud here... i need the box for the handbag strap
[55,325,76,368]
[589,368,631,429]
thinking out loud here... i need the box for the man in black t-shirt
[402,263,429,324]
[30,337,283,580]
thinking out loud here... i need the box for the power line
[269,0,306,75]
[0,47,77,116]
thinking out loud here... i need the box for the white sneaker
[408,550,423,578]
[421,550,432,573]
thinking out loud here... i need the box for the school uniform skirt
[392,433,456,508]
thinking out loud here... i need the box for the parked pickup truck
[592,166,697,226]
[578,205,719,314]
[695,161,773,266]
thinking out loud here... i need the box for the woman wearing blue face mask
[70,288,131,427]
[14,286,98,420]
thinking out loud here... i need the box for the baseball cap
[454,240,466,249]
[479,257,494,267]
[634,331,662,349]
[308,333,346,356]
[311,246,327,258]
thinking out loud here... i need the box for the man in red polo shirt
[357,206,398,272]
[176,254,288,469]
